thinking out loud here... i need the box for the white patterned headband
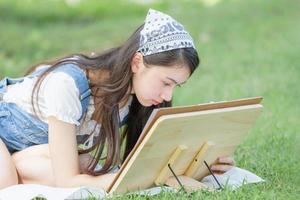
[137,8,196,56]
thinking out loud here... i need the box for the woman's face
[131,53,191,107]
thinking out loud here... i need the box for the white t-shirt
[3,67,132,149]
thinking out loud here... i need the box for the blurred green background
[0,0,299,199]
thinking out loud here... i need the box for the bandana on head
[137,8,196,56]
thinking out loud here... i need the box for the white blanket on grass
[0,167,265,200]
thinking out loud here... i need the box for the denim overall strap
[0,77,27,95]
[0,65,50,98]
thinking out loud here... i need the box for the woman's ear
[131,52,143,73]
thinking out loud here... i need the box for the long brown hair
[26,23,200,175]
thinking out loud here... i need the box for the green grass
[1,0,299,199]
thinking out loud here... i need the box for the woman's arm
[47,116,116,190]
[13,144,116,188]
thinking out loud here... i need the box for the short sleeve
[41,72,82,126]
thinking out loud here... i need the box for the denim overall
[0,63,91,153]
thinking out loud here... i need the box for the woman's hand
[210,156,235,174]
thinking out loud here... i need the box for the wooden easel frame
[155,142,215,191]
[108,97,263,194]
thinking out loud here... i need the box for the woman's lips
[152,99,161,105]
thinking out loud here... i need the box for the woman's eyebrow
[166,77,186,86]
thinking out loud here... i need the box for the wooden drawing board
[108,97,263,194]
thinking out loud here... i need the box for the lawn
[0,0,299,199]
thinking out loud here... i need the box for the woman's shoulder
[42,71,84,126]
[52,63,87,79]
[42,71,80,103]
[33,63,87,82]
[36,63,90,96]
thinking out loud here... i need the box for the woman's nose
[160,88,173,102]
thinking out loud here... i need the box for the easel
[155,142,216,192]
[108,97,263,194]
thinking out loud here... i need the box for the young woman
[0,9,234,190]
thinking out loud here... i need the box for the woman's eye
[163,82,171,86]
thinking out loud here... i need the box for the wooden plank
[184,141,215,177]
[155,145,188,185]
